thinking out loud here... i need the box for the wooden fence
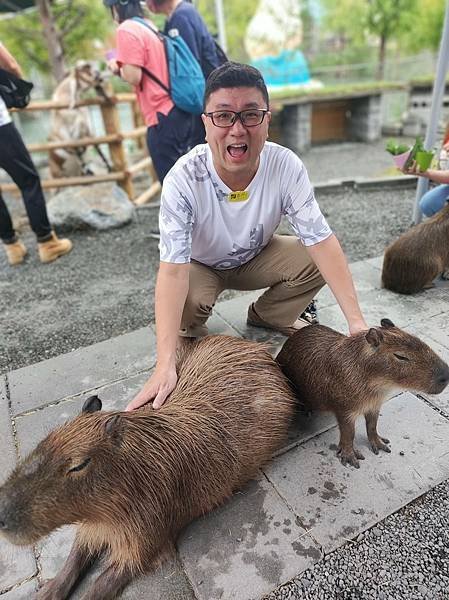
[4,92,160,206]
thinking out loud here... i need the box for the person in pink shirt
[104,0,194,182]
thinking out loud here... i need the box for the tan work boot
[3,240,27,266]
[38,232,73,264]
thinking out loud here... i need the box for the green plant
[385,139,410,156]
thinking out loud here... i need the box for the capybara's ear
[365,328,383,347]
[380,318,395,329]
[105,414,123,446]
[82,395,102,413]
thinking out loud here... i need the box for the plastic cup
[415,150,434,171]
[393,149,411,169]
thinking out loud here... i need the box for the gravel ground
[0,183,417,374]
[266,474,449,600]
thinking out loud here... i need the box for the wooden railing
[4,92,160,205]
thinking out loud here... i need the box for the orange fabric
[116,19,174,127]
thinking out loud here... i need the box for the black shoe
[299,300,319,325]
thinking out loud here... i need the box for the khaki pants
[180,235,325,337]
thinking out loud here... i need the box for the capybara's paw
[369,435,391,455]
[36,579,64,600]
[337,446,365,469]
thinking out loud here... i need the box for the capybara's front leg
[336,413,364,469]
[365,410,391,455]
[37,541,97,600]
[81,564,133,600]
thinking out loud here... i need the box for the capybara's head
[364,319,449,395]
[0,396,121,546]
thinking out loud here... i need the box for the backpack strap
[130,17,170,94]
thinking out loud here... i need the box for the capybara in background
[382,202,449,294]
[276,319,449,468]
[0,335,296,600]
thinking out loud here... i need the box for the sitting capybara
[382,202,449,294]
[276,319,449,468]
[0,335,296,600]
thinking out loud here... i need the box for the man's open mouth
[227,143,248,158]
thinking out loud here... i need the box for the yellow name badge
[228,190,249,202]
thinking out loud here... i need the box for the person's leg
[419,184,449,217]
[226,235,325,328]
[0,189,16,242]
[180,261,225,337]
[146,107,193,183]
[0,188,27,265]
[0,123,52,240]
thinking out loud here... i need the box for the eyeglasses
[204,109,269,128]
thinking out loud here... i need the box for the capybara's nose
[437,366,449,389]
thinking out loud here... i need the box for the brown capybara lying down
[0,335,296,600]
[277,319,449,469]
[382,202,449,294]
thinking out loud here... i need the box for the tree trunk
[35,0,66,82]
[377,34,387,80]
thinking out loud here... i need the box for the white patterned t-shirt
[159,141,332,269]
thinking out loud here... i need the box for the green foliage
[398,0,445,52]
[385,139,410,155]
[0,0,113,76]
[365,0,415,39]
[320,0,368,45]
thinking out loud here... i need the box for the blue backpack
[132,17,205,115]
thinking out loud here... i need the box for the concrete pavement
[1,255,449,599]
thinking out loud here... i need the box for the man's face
[202,86,271,186]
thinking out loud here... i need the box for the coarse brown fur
[276,319,449,469]
[381,202,449,294]
[0,335,296,600]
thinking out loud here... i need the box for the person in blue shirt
[146,0,226,146]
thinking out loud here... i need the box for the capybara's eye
[67,458,91,474]
[393,353,410,362]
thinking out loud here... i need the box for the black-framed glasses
[204,109,269,128]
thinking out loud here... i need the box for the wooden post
[100,99,134,200]
[131,98,145,150]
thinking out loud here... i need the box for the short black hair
[109,0,143,23]
[204,62,269,109]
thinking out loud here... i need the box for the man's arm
[120,64,142,86]
[306,234,367,335]
[126,262,190,411]
[0,43,23,78]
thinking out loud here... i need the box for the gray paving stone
[9,326,156,416]
[0,538,36,593]
[411,312,449,350]
[0,376,17,477]
[1,579,37,599]
[319,286,449,334]
[178,476,321,600]
[277,410,337,456]
[366,255,383,270]
[317,259,382,310]
[204,312,241,337]
[265,392,449,553]
[38,526,195,600]
[0,379,37,593]
[15,371,151,458]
